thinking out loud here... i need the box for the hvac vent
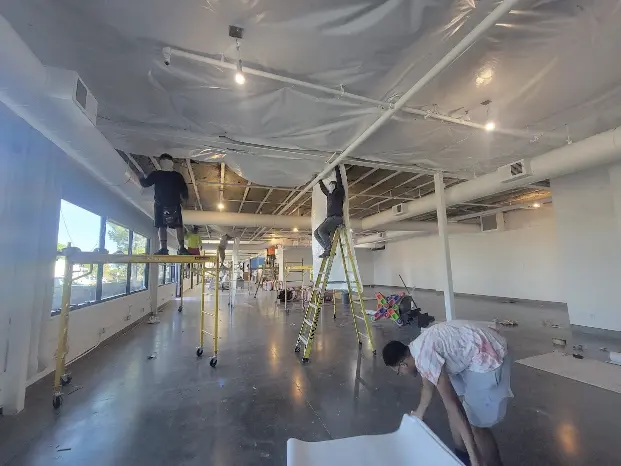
[371,244,386,251]
[46,67,98,125]
[377,232,386,239]
[392,203,408,216]
[480,212,505,232]
[498,159,532,183]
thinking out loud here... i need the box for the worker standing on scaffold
[314,166,345,258]
[139,153,190,255]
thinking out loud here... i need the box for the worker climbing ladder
[294,226,376,362]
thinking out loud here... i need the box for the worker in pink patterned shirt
[382,320,512,466]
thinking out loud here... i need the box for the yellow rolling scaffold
[53,249,221,410]
[294,226,376,362]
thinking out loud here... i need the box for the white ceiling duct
[0,14,152,218]
[355,231,428,246]
[182,209,478,233]
[362,126,621,230]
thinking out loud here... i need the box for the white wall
[0,101,180,412]
[551,164,621,331]
[372,206,563,302]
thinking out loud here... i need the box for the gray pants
[314,216,343,252]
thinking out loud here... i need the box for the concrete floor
[1,285,620,466]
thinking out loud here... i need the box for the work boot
[155,248,169,255]
[177,247,191,255]
[318,250,330,259]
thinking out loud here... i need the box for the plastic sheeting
[3,0,621,182]
[287,414,463,466]
[311,166,362,291]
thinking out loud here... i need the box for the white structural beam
[434,173,456,321]
[349,168,378,188]
[238,182,251,213]
[186,159,203,211]
[349,172,401,201]
[265,0,523,215]
[149,156,161,170]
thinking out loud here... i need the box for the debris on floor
[600,347,608,352]
[572,353,584,359]
[56,447,72,452]
[494,319,518,327]
[542,320,560,328]
[147,353,157,360]
[572,344,584,352]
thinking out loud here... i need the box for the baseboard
[370,284,567,308]
[571,324,621,339]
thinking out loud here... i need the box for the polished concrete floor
[1,285,620,465]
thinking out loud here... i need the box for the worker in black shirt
[139,154,190,255]
[314,166,345,258]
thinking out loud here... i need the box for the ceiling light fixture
[293,227,299,232]
[532,202,541,208]
[235,61,245,85]
[485,121,496,132]
[217,202,224,210]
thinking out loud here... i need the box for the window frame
[52,203,155,315]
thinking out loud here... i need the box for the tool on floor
[397,275,435,328]
[294,226,376,362]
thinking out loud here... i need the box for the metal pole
[214,259,219,363]
[199,262,205,348]
[434,173,456,320]
[53,258,73,396]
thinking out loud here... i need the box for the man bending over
[382,321,512,466]
[314,166,345,258]
[140,153,190,255]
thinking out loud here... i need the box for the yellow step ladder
[294,226,376,362]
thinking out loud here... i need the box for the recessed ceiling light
[217,203,224,210]
[485,121,496,132]
[293,227,299,232]
[533,202,541,208]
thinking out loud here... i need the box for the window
[52,200,151,313]
[101,221,129,299]
[52,200,101,311]
[165,264,177,284]
[159,265,166,285]
[130,233,148,292]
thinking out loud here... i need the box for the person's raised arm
[139,171,156,188]
[335,166,344,190]
[436,367,484,466]
[413,376,434,420]
[179,173,189,201]
[319,179,329,196]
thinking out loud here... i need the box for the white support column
[434,173,456,321]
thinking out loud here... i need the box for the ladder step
[355,315,366,321]
[299,336,308,346]
[304,319,313,327]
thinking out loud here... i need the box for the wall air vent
[498,159,532,183]
[392,203,408,216]
[480,212,505,232]
[46,67,98,125]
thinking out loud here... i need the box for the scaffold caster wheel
[294,346,301,353]
[178,305,183,313]
[60,374,72,386]
[372,350,377,356]
[53,394,63,409]
[358,341,363,346]
[302,358,309,364]
[196,347,204,357]
[209,357,217,368]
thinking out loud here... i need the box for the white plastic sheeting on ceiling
[3,0,621,184]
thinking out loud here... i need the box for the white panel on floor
[517,352,621,394]
[287,414,463,466]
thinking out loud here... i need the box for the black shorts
[154,204,183,228]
